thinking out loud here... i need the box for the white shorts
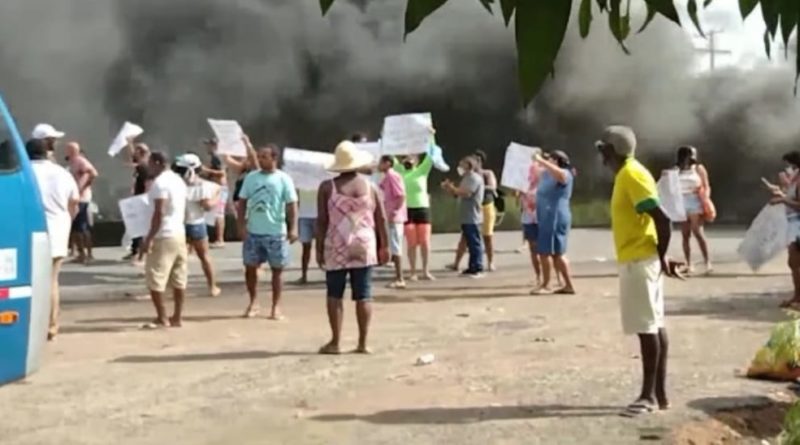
[388,223,404,257]
[619,256,664,335]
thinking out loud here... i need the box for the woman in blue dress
[532,150,575,295]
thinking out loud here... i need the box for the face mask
[403,161,414,169]
[457,166,465,176]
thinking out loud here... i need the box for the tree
[320,0,800,104]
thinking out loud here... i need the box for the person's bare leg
[485,235,495,271]
[269,268,283,320]
[74,232,86,263]
[421,243,433,279]
[149,290,169,326]
[690,215,711,271]
[321,297,343,354]
[529,244,542,286]
[789,245,800,302]
[451,236,466,270]
[681,221,692,272]
[637,333,660,404]
[539,255,552,290]
[299,242,311,284]
[194,240,220,296]
[355,300,372,353]
[84,232,94,260]
[170,287,185,327]
[392,255,404,284]
[215,217,225,246]
[48,258,63,340]
[655,328,670,409]
[244,265,259,317]
[553,255,575,293]
[407,244,418,280]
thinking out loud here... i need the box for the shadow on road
[311,404,620,424]
[667,291,789,323]
[680,396,789,441]
[76,314,245,324]
[112,350,311,363]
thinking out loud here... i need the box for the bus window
[0,119,20,173]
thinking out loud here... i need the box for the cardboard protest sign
[380,113,433,156]
[500,142,539,192]
[118,194,152,239]
[657,170,687,223]
[737,204,789,272]
[354,142,381,162]
[107,122,144,157]
[207,119,246,156]
[283,148,336,191]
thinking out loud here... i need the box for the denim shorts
[185,223,208,242]
[522,223,539,244]
[243,233,289,269]
[71,202,91,233]
[298,218,316,244]
[326,267,373,301]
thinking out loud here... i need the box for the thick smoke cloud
[1,0,798,221]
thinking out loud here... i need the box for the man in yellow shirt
[597,125,683,417]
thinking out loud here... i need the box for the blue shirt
[239,169,298,236]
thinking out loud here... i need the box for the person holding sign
[767,151,800,309]
[531,150,576,295]
[674,146,713,275]
[175,153,222,298]
[378,155,407,288]
[394,144,435,281]
[122,137,152,263]
[237,142,298,320]
[316,141,389,354]
[201,138,228,248]
[597,126,683,417]
[141,152,189,329]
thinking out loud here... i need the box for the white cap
[176,153,202,169]
[31,123,65,139]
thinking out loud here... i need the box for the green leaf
[780,0,797,58]
[579,0,593,38]
[703,0,713,7]
[762,0,780,38]
[687,0,705,37]
[320,0,336,15]
[608,0,631,53]
[404,0,450,38]
[796,14,800,95]
[764,29,773,60]
[515,0,573,104]
[478,0,494,14]
[596,0,608,12]
[642,0,680,24]
[500,0,516,26]
[739,0,759,18]
[638,2,657,33]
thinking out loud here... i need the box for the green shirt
[394,154,433,209]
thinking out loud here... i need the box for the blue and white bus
[0,93,52,384]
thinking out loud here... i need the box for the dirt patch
[670,399,792,444]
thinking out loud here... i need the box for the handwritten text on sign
[207,119,247,156]
[118,195,152,239]
[737,204,789,272]
[501,142,539,193]
[657,170,687,223]
[108,122,144,157]
[283,148,336,191]
[380,113,433,156]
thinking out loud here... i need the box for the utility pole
[693,30,732,71]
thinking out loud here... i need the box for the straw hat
[327,141,374,172]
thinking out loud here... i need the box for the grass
[429,192,610,234]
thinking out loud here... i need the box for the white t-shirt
[148,170,188,239]
[30,160,79,258]
[186,179,218,225]
[298,189,318,219]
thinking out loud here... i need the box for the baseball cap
[176,153,202,169]
[31,123,65,140]
[597,125,637,157]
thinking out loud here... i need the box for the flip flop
[243,308,260,318]
[140,319,168,330]
[620,400,655,418]
[530,288,553,296]
[351,347,372,355]
[554,287,576,295]
[267,314,286,321]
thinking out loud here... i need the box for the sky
[676,0,794,72]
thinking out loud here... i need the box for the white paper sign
[207,119,246,156]
[380,113,433,155]
[0,248,18,281]
[657,170,687,223]
[737,204,789,272]
[501,142,539,192]
[107,122,144,157]
[354,142,381,162]
[118,195,152,239]
[283,148,336,191]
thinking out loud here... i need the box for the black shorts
[72,203,91,233]
[405,207,431,225]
